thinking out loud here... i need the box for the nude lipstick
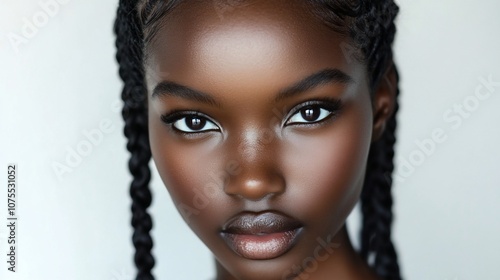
[220,211,303,260]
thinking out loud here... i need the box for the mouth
[220,211,303,260]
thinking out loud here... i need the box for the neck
[215,224,381,280]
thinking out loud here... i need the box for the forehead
[144,0,367,96]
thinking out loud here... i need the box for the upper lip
[222,211,302,235]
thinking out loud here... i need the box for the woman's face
[146,0,389,279]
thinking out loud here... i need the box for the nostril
[224,175,286,201]
[241,179,268,200]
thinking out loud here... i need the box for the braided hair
[114,1,402,279]
[114,1,154,279]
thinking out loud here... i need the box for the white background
[0,0,499,279]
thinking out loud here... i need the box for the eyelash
[284,98,342,127]
[160,111,220,135]
[160,98,342,134]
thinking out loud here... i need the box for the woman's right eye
[161,113,220,133]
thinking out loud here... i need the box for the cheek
[148,112,229,236]
[149,113,211,217]
[282,95,373,228]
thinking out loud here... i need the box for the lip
[220,211,303,260]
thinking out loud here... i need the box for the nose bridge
[238,127,275,161]
[224,127,285,201]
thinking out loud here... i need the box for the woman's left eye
[286,105,333,125]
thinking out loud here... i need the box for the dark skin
[145,0,396,279]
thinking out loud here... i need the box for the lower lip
[221,228,302,260]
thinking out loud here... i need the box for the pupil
[186,116,206,130]
[301,107,320,121]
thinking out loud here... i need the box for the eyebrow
[151,68,353,105]
[274,68,353,102]
[152,80,220,107]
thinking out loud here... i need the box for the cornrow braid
[114,1,155,279]
[307,0,399,90]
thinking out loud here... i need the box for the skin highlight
[143,1,396,279]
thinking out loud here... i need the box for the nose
[223,129,285,201]
[225,170,286,201]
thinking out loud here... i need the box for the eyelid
[161,110,200,124]
[160,110,221,133]
[283,98,342,126]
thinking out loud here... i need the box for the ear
[371,61,397,142]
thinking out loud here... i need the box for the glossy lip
[220,211,303,260]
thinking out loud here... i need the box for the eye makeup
[284,97,343,127]
[161,110,221,135]
[159,97,343,135]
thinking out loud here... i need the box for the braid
[357,2,402,278]
[361,66,402,280]
[354,2,402,279]
[114,1,155,279]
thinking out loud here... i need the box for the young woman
[114,0,402,279]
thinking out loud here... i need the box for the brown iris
[185,116,206,131]
[301,106,321,122]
